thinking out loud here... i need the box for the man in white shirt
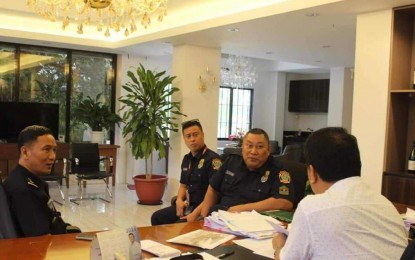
[273,127,407,260]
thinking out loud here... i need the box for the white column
[352,10,392,192]
[165,45,221,200]
[327,67,354,131]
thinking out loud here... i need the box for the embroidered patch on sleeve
[279,170,291,184]
[212,158,222,170]
[279,185,289,195]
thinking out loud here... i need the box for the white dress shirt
[280,177,407,260]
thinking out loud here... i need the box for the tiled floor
[49,178,168,232]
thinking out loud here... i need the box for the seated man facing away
[273,127,407,260]
[186,128,294,221]
[151,119,221,225]
[4,125,80,237]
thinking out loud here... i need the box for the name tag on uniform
[225,170,235,176]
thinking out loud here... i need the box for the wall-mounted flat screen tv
[288,79,330,113]
[0,102,59,143]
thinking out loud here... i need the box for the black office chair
[69,143,113,205]
[39,158,67,205]
[280,143,305,163]
[273,156,308,208]
[0,183,17,239]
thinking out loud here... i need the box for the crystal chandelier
[220,55,258,89]
[26,0,168,37]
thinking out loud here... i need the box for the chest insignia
[212,158,222,170]
[27,178,38,188]
[279,170,291,184]
[279,185,289,195]
[225,170,235,176]
[261,170,270,183]
[198,158,205,169]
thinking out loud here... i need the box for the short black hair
[304,127,361,182]
[244,128,270,145]
[18,125,54,152]
[182,119,203,133]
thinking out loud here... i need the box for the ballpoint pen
[216,251,235,259]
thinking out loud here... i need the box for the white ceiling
[1,0,415,73]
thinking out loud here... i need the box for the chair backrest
[71,143,101,172]
[273,155,308,208]
[269,140,280,155]
[0,183,17,239]
[282,143,304,163]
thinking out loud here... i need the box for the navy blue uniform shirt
[179,145,221,206]
[210,154,295,208]
[4,164,68,237]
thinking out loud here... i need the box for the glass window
[217,87,253,139]
[0,44,17,101]
[0,43,117,144]
[19,47,68,138]
[70,52,115,142]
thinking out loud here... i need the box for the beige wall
[166,45,221,200]
[352,10,393,192]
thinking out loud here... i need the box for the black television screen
[0,102,59,143]
[288,79,330,113]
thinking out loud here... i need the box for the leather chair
[39,158,67,205]
[69,143,113,204]
[0,183,17,239]
[272,156,308,208]
[280,143,305,163]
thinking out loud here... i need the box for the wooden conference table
[0,221,222,260]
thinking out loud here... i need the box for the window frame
[0,41,117,143]
[217,86,253,140]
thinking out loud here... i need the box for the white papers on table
[204,210,288,239]
[234,238,274,259]
[140,240,181,258]
[166,229,235,249]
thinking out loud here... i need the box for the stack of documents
[204,210,288,239]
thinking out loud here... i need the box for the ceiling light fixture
[220,55,258,89]
[26,0,168,37]
[227,28,239,32]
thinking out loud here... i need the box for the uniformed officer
[186,128,294,221]
[3,125,80,237]
[151,119,221,225]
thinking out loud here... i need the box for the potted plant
[119,64,184,205]
[73,93,122,143]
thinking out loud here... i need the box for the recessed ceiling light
[322,45,331,48]
[265,51,273,55]
[305,13,319,17]
[227,28,239,32]
[315,60,322,63]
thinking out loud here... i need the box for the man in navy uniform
[186,128,294,221]
[4,125,80,237]
[151,119,221,225]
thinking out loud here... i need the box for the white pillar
[165,45,221,200]
[352,10,392,192]
[327,67,354,131]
